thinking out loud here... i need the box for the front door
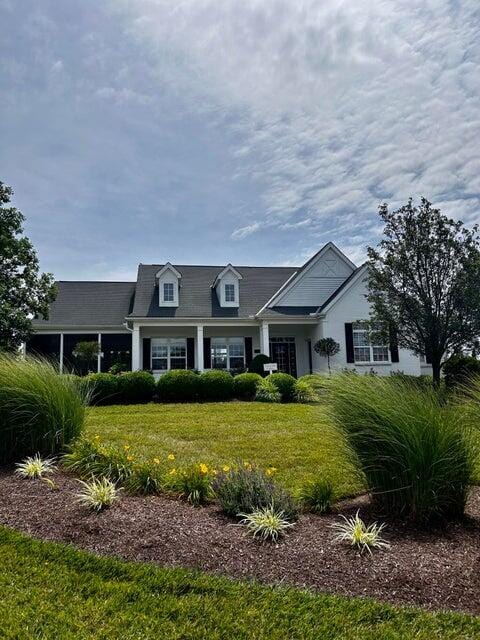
[270,338,297,377]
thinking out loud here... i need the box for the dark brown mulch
[0,471,479,616]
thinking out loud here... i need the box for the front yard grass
[86,402,361,496]
[1,527,478,640]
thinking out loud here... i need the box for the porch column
[20,342,27,358]
[97,333,102,373]
[196,325,204,372]
[260,321,270,356]
[59,333,64,374]
[132,325,141,371]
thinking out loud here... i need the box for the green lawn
[86,402,361,496]
[1,527,478,640]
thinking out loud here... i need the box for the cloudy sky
[1,1,479,280]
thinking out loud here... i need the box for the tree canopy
[0,182,57,350]
[367,197,480,384]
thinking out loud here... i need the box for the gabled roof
[129,264,297,319]
[317,263,368,314]
[155,262,182,279]
[32,281,136,328]
[266,242,356,308]
[211,264,243,288]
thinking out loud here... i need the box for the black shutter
[203,337,211,369]
[187,337,195,369]
[245,337,253,366]
[142,338,151,371]
[345,323,354,363]
[389,326,400,363]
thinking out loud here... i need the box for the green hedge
[86,373,119,405]
[232,372,262,400]
[269,372,296,402]
[117,371,156,404]
[200,370,234,401]
[156,370,200,402]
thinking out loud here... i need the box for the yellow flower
[199,463,209,474]
[167,453,175,461]
[265,466,278,476]
[127,455,134,462]
[212,469,217,476]
[94,435,100,440]
[243,461,252,471]
[169,468,177,475]
[153,458,160,465]
[124,444,130,451]
[222,465,231,473]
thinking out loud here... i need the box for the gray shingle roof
[32,281,136,328]
[129,264,298,318]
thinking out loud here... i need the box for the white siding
[315,274,422,376]
[276,247,354,307]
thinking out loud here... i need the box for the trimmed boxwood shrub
[156,369,200,403]
[232,372,262,400]
[117,371,155,404]
[269,372,296,402]
[200,370,234,401]
[443,355,480,390]
[247,354,272,377]
[86,373,119,405]
[0,355,87,464]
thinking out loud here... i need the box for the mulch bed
[0,470,479,615]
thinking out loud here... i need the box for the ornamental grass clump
[62,437,134,483]
[255,377,281,403]
[298,478,334,514]
[332,511,389,554]
[0,354,88,465]
[239,504,294,542]
[212,465,298,521]
[76,477,118,511]
[327,374,475,524]
[294,379,319,403]
[15,454,56,479]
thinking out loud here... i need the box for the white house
[28,243,430,377]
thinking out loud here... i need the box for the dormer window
[163,282,174,303]
[156,262,181,308]
[225,283,235,303]
[212,264,243,308]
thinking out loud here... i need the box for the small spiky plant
[15,454,56,479]
[331,511,389,554]
[76,477,118,511]
[239,504,294,542]
[298,478,334,514]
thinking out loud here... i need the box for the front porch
[133,321,317,378]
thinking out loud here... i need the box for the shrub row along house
[27,243,430,377]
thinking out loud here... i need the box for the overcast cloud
[1,0,479,279]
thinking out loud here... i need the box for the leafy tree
[367,197,480,385]
[314,337,340,375]
[0,182,56,350]
[72,340,101,375]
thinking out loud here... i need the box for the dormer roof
[155,262,182,280]
[211,264,243,288]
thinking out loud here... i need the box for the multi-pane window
[151,338,186,370]
[211,337,245,370]
[352,323,389,363]
[163,282,174,302]
[225,283,236,302]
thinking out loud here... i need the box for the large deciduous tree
[0,182,57,351]
[367,197,480,385]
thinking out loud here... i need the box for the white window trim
[163,282,174,303]
[224,283,236,303]
[352,323,390,365]
[151,337,187,371]
[210,336,245,370]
